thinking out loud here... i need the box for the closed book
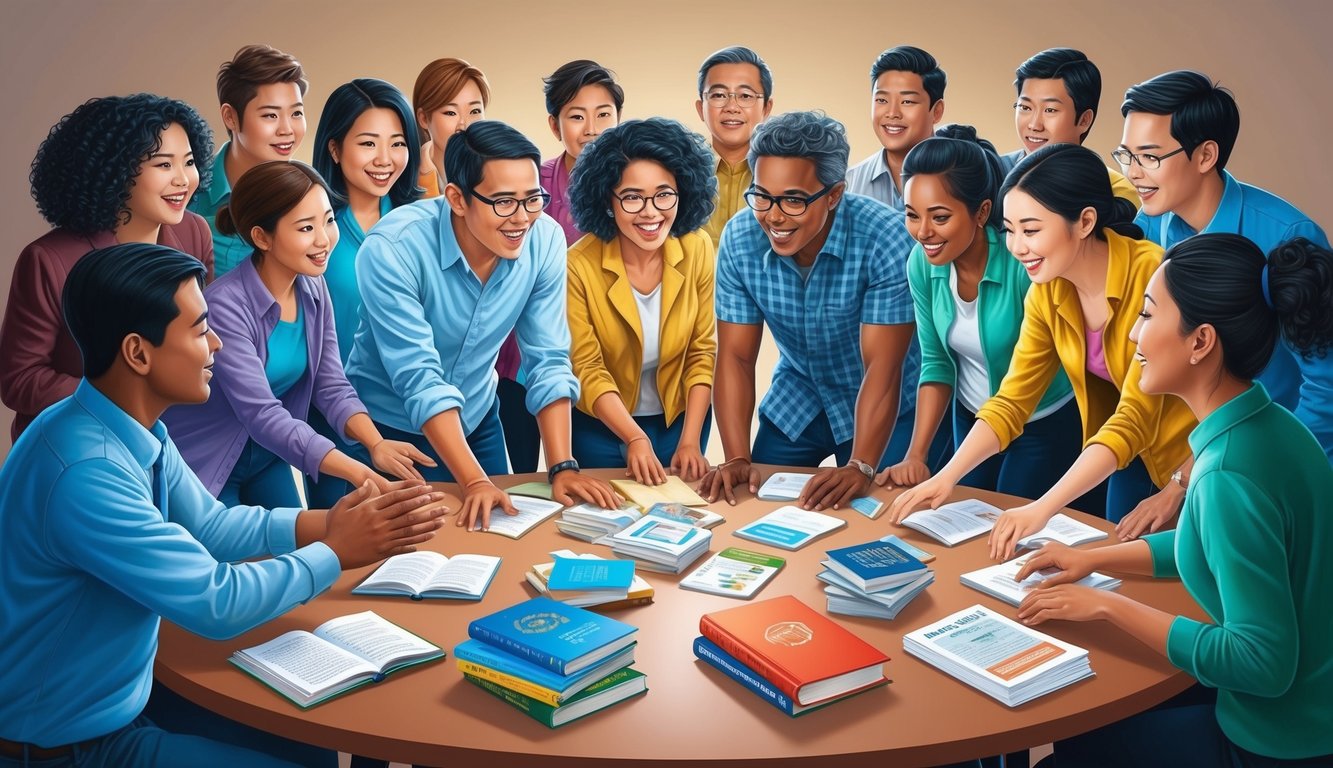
[546,556,636,593]
[692,637,886,716]
[823,539,927,592]
[699,595,888,706]
[468,597,638,675]
[453,639,637,705]
[464,667,647,728]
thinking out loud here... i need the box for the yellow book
[610,476,708,508]
[456,659,563,706]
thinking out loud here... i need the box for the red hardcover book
[699,595,889,706]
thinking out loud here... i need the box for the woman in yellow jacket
[890,144,1196,557]
[565,118,718,484]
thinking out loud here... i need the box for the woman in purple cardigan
[0,94,215,441]
[165,161,432,507]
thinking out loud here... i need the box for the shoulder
[163,212,214,256]
[841,194,910,252]
[18,228,95,269]
[565,234,605,274]
[367,198,446,244]
[1120,232,1167,281]
[1237,180,1324,236]
[846,152,881,180]
[526,216,567,262]
[24,398,125,471]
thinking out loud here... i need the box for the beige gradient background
[1,0,1330,462]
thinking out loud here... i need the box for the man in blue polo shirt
[346,121,620,529]
[699,111,920,512]
[1119,70,1332,458]
[0,244,445,767]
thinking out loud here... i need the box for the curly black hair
[567,118,717,242]
[30,93,214,234]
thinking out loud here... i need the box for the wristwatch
[1171,469,1188,489]
[548,458,581,485]
[847,458,875,481]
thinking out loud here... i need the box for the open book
[351,552,501,600]
[230,611,444,708]
[961,554,1121,607]
[900,499,1002,546]
[610,476,708,507]
[473,496,564,538]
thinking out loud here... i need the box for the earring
[1190,357,1198,365]
[606,208,614,218]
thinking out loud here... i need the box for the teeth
[883,126,905,134]
[1135,187,1156,194]
[368,172,392,180]
[923,242,944,253]
[638,222,662,232]
[163,194,187,202]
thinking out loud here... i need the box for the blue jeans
[347,398,509,482]
[1104,455,1157,523]
[305,407,352,509]
[954,398,1093,512]
[497,377,540,474]
[570,407,713,469]
[751,408,949,470]
[219,440,302,509]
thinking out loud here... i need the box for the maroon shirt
[0,213,215,441]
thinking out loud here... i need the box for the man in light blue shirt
[1119,70,1332,457]
[0,244,444,766]
[346,121,621,529]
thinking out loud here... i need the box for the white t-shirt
[947,267,991,414]
[632,284,664,417]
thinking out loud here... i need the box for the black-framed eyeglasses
[471,189,551,217]
[704,89,764,109]
[744,184,835,216]
[614,189,679,215]
[1110,146,1186,171]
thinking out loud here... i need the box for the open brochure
[755,472,813,501]
[679,547,786,600]
[900,499,1002,546]
[1015,513,1109,549]
[230,611,443,708]
[473,496,564,538]
[960,554,1120,608]
[352,552,501,600]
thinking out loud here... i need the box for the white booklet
[473,496,564,538]
[607,514,712,571]
[755,472,814,501]
[230,611,443,708]
[732,506,847,551]
[1016,513,1109,549]
[351,552,501,600]
[903,604,1093,707]
[679,547,786,600]
[960,554,1121,608]
[900,499,1002,546]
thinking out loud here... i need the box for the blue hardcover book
[692,637,885,716]
[467,597,638,675]
[823,539,927,592]
[453,639,637,704]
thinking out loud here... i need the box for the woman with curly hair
[0,93,214,440]
[565,117,718,483]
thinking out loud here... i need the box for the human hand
[885,475,955,524]
[1115,483,1184,541]
[670,442,709,483]
[988,503,1056,561]
[553,471,622,509]
[1011,542,1096,585]
[459,480,514,532]
[1017,583,1115,626]
[798,466,871,511]
[698,459,761,506]
[877,456,932,489]
[369,439,437,482]
[625,437,667,485]
[323,480,447,569]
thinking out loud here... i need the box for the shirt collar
[230,256,321,321]
[714,150,751,176]
[73,379,166,472]
[201,142,233,208]
[335,197,393,245]
[866,150,893,182]
[1163,171,1241,239]
[1188,381,1271,456]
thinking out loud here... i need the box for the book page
[904,499,1000,543]
[933,616,1065,683]
[735,506,844,549]
[755,472,814,500]
[315,611,439,672]
[239,631,375,694]
[428,554,501,594]
[611,476,707,507]
[357,551,448,593]
[475,496,563,538]
[1018,513,1107,548]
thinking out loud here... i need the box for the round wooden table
[155,467,1206,767]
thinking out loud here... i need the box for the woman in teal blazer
[878,127,1086,507]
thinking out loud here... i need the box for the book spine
[463,673,557,727]
[698,616,803,700]
[455,659,562,706]
[468,622,564,674]
[589,595,654,612]
[692,638,795,715]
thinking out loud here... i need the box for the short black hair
[1014,48,1101,143]
[544,60,625,118]
[443,121,541,201]
[903,125,1004,229]
[1121,70,1239,174]
[63,243,207,379]
[568,118,717,241]
[870,45,946,106]
[697,46,773,102]
[30,94,214,234]
[1000,143,1141,241]
[313,78,423,210]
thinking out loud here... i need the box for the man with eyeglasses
[695,45,774,247]
[846,45,944,212]
[346,121,622,531]
[1120,70,1332,459]
[699,111,919,513]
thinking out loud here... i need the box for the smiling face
[695,62,772,157]
[550,84,619,161]
[145,277,221,406]
[225,82,306,164]
[124,123,199,232]
[252,186,339,278]
[449,157,543,260]
[871,70,943,156]
[1002,188,1088,284]
[1129,265,1197,396]
[1119,111,1208,217]
[1014,77,1094,154]
[903,173,987,266]
[612,159,678,258]
[331,107,409,207]
[750,155,843,262]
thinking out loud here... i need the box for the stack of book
[525,550,655,610]
[692,595,889,716]
[903,604,1093,706]
[455,597,646,727]
[605,513,712,573]
[556,500,724,543]
[818,537,934,620]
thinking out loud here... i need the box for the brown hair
[412,57,491,139]
[216,44,309,136]
[216,161,330,260]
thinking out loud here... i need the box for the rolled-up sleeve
[1086,355,1164,470]
[517,224,580,415]
[715,227,762,325]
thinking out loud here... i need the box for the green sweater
[1144,383,1333,759]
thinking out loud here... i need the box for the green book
[505,481,555,500]
[464,667,647,727]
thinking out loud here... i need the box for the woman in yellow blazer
[889,144,1196,556]
[565,118,719,484]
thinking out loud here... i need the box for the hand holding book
[988,503,1057,561]
[1012,542,1098,586]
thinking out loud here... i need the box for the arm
[699,321,763,504]
[886,416,1004,523]
[514,224,581,419]
[672,384,714,481]
[536,398,620,508]
[880,382,952,487]
[0,241,80,416]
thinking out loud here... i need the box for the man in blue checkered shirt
[699,111,925,512]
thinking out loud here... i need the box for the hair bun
[214,204,237,236]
